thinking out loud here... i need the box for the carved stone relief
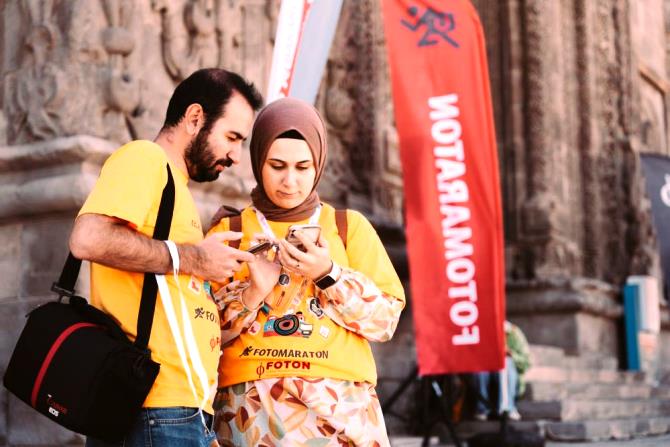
[369,0,403,224]
[374,97,404,224]
[312,0,360,207]
[239,0,272,93]
[3,0,66,143]
[317,57,358,205]
[2,0,142,144]
[152,0,222,82]
[150,0,274,102]
[279,0,398,223]
[0,0,281,146]
[216,0,243,76]
[101,0,143,142]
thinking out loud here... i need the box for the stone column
[507,0,618,356]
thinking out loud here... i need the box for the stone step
[455,416,670,443]
[563,355,618,371]
[525,366,646,384]
[455,419,545,439]
[529,345,566,366]
[545,416,670,442]
[518,399,670,421]
[529,345,618,371]
[524,382,664,401]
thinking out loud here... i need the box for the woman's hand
[277,232,332,281]
[242,235,281,309]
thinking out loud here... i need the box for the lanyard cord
[156,241,210,430]
[251,205,321,314]
[252,204,322,239]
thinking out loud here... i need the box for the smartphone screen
[286,225,321,251]
[247,241,273,254]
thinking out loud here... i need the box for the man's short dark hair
[162,68,263,130]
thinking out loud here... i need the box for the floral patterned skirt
[213,377,390,447]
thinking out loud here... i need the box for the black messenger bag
[3,164,175,441]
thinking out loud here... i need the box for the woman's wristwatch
[315,262,342,289]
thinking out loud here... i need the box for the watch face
[316,274,336,289]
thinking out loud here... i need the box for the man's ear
[183,103,204,136]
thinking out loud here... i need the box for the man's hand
[180,232,255,282]
[242,237,281,309]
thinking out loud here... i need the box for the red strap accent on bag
[31,322,101,408]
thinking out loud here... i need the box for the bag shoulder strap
[335,209,348,249]
[229,214,242,250]
[53,164,176,351]
[135,165,176,348]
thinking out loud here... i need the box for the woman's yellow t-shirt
[209,204,405,387]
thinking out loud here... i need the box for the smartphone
[286,224,321,251]
[247,241,273,254]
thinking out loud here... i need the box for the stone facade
[452,3,670,439]
[474,0,670,367]
[2,0,670,443]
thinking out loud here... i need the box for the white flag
[266,0,313,104]
[267,0,343,105]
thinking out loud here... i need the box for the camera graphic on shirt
[263,312,312,338]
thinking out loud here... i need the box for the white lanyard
[156,241,210,429]
[252,204,322,239]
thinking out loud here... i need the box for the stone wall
[2,0,670,443]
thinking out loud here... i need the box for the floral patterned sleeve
[318,267,405,343]
[212,280,262,346]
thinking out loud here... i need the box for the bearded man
[69,68,262,447]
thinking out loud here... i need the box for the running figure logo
[240,346,254,357]
[401,5,459,48]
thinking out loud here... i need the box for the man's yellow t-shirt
[78,140,220,413]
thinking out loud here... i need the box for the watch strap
[315,262,341,289]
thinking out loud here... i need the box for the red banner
[382,0,506,374]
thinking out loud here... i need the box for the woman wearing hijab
[207,98,405,447]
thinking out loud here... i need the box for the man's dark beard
[184,125,233,182]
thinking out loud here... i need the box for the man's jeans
[474,355,519,414]
[85,407,217,447]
